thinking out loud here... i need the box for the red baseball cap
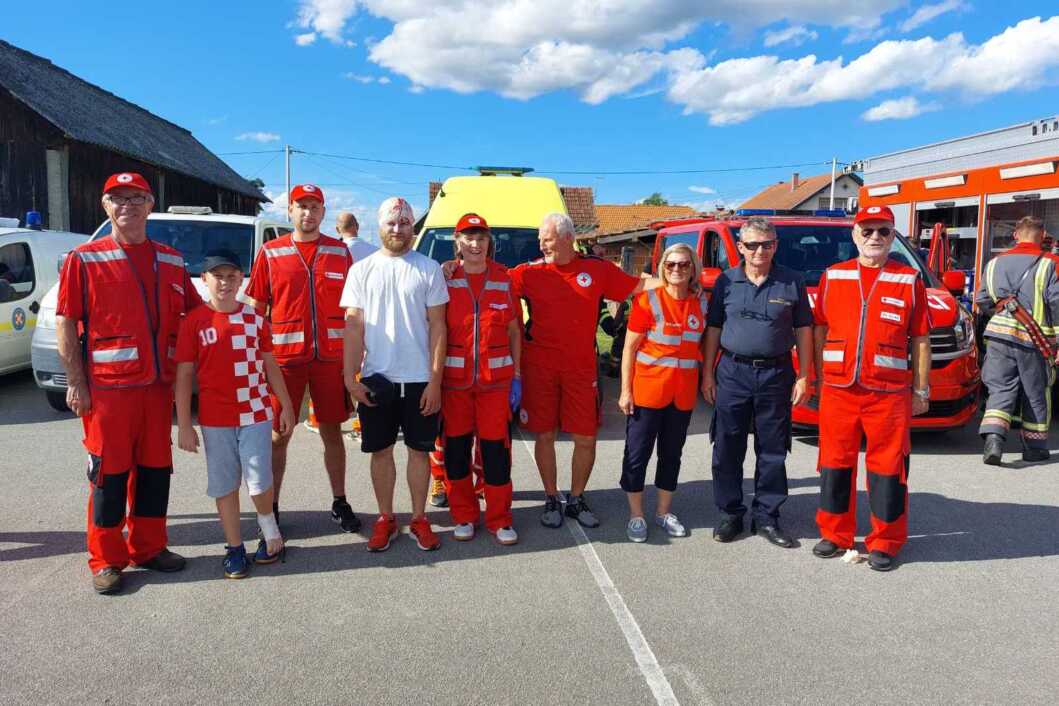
[103,172,152,195]
[455,213,490,233]
[854,204,895,224]
[290,183,325,204]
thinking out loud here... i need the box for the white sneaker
[495,526,518,546]
[453,522,475,541]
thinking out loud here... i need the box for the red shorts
[82,383,174,474]
[520,366,599,436]
[272,359,350,430]
[442,386,510,440]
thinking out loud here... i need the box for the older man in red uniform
[57,172,201,594]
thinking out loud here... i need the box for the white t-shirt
[340,249,449,383]
[344,236,378,263]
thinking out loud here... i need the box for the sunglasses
[664,261,692,270]
[740,240,776,251]
[859,227,893,238]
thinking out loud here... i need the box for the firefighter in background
[56,172,202,594]
[812,205,931,573]
[441,213,522,545]
[977,216,1059,465]
[243,185,361,534]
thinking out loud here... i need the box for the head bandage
[378,197,414,227]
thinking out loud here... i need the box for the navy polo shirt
[707,263,812,358]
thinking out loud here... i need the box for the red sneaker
[367,514,398,552]
[409,515,441,551]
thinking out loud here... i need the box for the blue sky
[5,1,1059,238]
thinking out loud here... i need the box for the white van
[0,226,88,379]
[31,207,291,410]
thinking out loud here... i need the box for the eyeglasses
[740,240,776,251]
[106,195,149,206]
[664,261,692,270]
[859,227,893,238]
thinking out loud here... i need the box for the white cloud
[206,115,227,126]
[294,32,318,46]
[235,132,281,143]
[688,185,717,194]
[862,96,939,121]
[377,76,391,84]
[900,0,967,33]
[343,72,390,84]
[764,25,818,48]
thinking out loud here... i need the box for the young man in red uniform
[244,185,360,533]
[56,172,201,594]
[509,213,657,528]
[812,205,931,572]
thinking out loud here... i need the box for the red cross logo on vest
[576,272,592,288]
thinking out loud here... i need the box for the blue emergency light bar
[734,208,849,218]
[734,209,776,216]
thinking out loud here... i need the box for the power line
[216,149,286,156]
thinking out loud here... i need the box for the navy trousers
[620,403,693,493]
[710,354,793,522]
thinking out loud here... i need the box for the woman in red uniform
[441,213,522,545]
[618,243,706,542]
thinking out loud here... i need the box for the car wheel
[46,390,69,412]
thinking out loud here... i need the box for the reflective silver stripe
[92,347,139,363]
[448,278,469,288]
[445,356,465,368]
[635,351,699,369]
[822,350,844,362]
[272,331,305,345]
[78,249,127,263]
[484,281,509,292]
[488,355,514,369]
[156,252,184,268]
[678,359,699,369]
[327,328,344,339]
[647,331,682,345]
[682,331,702,343]
[874,354,908,370]
[317,245,347,257]
[878,272,916,284]
[265,247,298,258]
[827,269,859,280]
[645,289,678,344]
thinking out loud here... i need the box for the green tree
[247,177,266,190]
[642,192,668,205]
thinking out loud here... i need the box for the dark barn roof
[0,40,266,201]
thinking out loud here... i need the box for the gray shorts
[201,421,273,498]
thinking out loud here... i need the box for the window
[817,197,848,210]
[0,242,35,303]
[95,220,255,275]
[770,225,935,287]
[416,227,543,268]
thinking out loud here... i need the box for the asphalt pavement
[2,368,1058,705]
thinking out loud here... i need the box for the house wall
[0,88,58,225]
[792,173,862,211]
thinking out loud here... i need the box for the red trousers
[442,386,512,532]
[816,384,911,556]
[82,383,174,572]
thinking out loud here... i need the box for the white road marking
[515,430,686,706]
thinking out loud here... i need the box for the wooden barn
[0,39,267,234]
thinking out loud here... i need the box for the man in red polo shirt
[511,212,657,528]
[244,184,360,533]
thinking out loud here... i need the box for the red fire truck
[649,210,981,430]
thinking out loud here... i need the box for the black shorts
[358,381,439,453]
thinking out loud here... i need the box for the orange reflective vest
[819,258,920,392]
[258,234,351,365]
[76,237,189,389]
[632,287,707,410]
[443,261,515,390]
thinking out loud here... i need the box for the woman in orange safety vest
[618,242,706,543]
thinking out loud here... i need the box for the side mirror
[700,267,722,289]
[643,260,653,276]
[942,270,966,295]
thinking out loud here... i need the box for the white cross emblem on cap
[469,217,480,224]
[117,174,133,183]
[868,206,880,213]
[303,184,316,192]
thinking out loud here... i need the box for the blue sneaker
[223,544,249,579]
[254,538,285,565]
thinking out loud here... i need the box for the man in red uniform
[244,184,360,533]
[510,212,657,528]
[812,205,931,572]
[57,172,201,594]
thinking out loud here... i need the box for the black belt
[722,350,791,368]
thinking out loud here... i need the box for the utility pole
[284,144,292,210]
[829,156,837,210]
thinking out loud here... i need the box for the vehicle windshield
[771,225,937,287]
[417,227,543,268]
[94,220,255,275]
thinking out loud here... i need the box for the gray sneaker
[626,517,648,543]
[655,513,687,537]
[540,495,564,528]
[565,494,600,528]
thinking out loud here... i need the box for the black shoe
[136,548,186,572]
[751,519,793,548]
[812,539,845,558]
[564,494,600,528]
[868,550,895,572]
[983,434,1004,466]
[712,516,744,543]
[331,499,361,533]
[1022,448,1050,463]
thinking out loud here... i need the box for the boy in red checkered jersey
[175,250,295,579]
